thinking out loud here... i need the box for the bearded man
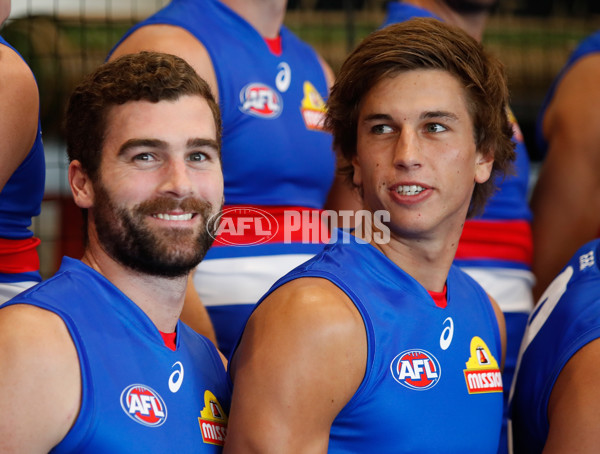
[0,51,231,453]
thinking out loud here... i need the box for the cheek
[197,172,224,204]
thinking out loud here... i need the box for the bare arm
[224,278,367,454]
[0,45,39,193]
[0,304,81,452]
[543,339,600,453]
[181,273,219,346]
[109,25,219,100]
[531,54,600,301]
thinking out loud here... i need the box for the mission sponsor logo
[463,336,503,394]
[120,384,167,427]
[198,390,229,446]
[239,83,282,118]
[390,349,441,390]
[300,81,327,131]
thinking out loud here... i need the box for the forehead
[103,96,217,149]
[360,69,470,115]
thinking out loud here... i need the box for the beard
[445,0,499,14]
[92,181,222,278]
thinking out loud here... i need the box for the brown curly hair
[325,17,515,217]
[65,51,221,182]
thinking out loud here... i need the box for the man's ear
[352,155,363,188]
[475,151,494,184]
[68,160,94,209]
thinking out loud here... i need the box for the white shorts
[193,253,315,306]
[460,266,535,314]
[0,280,39,304]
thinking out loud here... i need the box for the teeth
[396,185,425,196]
[153,213,193,221]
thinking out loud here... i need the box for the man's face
[90,95,224,278]
[353,69,493,242]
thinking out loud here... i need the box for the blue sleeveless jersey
[535,31,600,157]
[2,257,231,453]
[110,0,335,357]
[509,239,600,453]
[244,232,504,452]
[0,35,45,284]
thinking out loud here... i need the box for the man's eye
[189,152,207,162]
[372,124,393,134]
[426,123,447,133]
[133,153,154,161]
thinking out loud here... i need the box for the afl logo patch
[239,83,282,118]
[390,349,441,390]
[120,384,167,427]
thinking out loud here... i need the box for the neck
[220,0,286,38]
[366,228,461,293]
[403,0,489,41]
[81,238,187,333]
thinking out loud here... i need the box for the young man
[0,52,230,452]
[225,18,512,453]
[530,30,600,301]
[510,238,600,453]
[108,0,338,356]
[0,0,46,302]
[377,3,534,451]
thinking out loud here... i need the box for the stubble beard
[93,182,222,278]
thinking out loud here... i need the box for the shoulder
[0,43,38,125]
[225,277,367,452]
[0,43,36,89]
[231,276,367,395]
[0,304,80,451]
[544,337,600,452]
[544,51,600,143]
[240,277,365,355]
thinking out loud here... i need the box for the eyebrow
[117,137,219,156]
[362,111,460,123]
[421,110,459,121]
[362,113,393,122]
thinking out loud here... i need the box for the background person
[225,18,512,453]
[530,30,600,301]
[108,0,338,356]
[0,52,230,453]
[0,0,45,303]
[510,238,600,453]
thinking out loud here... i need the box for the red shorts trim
[0,237,41,273]
[456,220,532,265]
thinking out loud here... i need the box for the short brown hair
[65,51,221,181]
[325,17,515,217]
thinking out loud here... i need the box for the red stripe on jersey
[0,237,41,273]
[456,219,532,265]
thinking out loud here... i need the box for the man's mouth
[152,213,194,221]
[395,185,425,196]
